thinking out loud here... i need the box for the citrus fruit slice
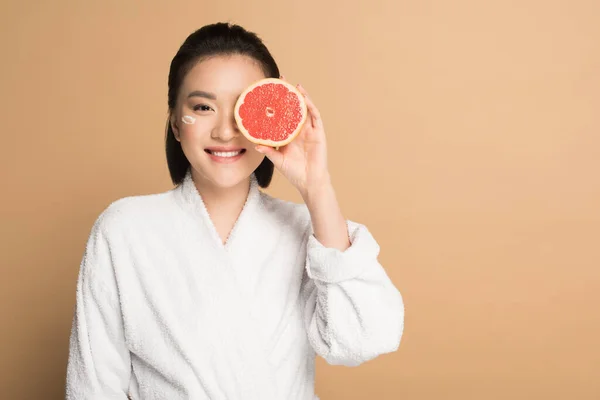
[234,78,308,148]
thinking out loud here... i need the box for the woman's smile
[204,146,247,163]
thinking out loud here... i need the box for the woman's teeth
[211,151,241,157]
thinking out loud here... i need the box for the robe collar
[174,167,263,253]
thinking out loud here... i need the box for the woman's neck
[191,171,252,243]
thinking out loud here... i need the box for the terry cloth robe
[66,168,404,400]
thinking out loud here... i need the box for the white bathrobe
[66,168,404,400]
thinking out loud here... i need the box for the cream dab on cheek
[182,115,196,124]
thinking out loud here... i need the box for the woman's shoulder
[259,191,312,231]
[90,188,177,237]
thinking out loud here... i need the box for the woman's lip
[205,147,245,152]
[206,149,245,164]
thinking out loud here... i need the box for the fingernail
[255,146,263,153]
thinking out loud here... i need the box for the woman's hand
[256,79,350,251]
[255,81,330,201]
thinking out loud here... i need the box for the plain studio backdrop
[1,1,599,399]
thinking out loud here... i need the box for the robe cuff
[305,222,380,283]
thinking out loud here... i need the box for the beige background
[1,0,599,399]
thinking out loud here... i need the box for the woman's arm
[256,81,404,365]
[303,178,351,252]
[299,208,405,366]
[66,216,131,399]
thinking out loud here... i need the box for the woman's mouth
[204,148,246,163]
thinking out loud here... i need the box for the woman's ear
[169,113,181,142]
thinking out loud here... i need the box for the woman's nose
[211,112,239,141]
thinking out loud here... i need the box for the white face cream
[181,115,196,125]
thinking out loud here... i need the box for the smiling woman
[164,24,280,191]
[65,22,404,400]
[169,54,268,191]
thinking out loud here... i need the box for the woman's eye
[193,104,213,112]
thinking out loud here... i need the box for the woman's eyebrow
[187,90,217,100]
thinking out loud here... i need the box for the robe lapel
[174,169,281,304]
[173,168,283,397]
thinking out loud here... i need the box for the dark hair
[165,22,279,188]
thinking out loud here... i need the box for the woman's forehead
[182,55,265,100]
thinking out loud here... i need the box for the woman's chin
[193,168,253,190]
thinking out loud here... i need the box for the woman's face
[171,54,267,190]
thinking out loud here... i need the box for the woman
[66,22,404,400]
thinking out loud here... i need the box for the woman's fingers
[297,84,322,129]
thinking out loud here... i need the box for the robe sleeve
[300,220,405,366]
[66,216,132,399]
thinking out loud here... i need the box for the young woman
[66,22,404,400]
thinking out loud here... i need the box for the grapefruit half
[234,78,308,147]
